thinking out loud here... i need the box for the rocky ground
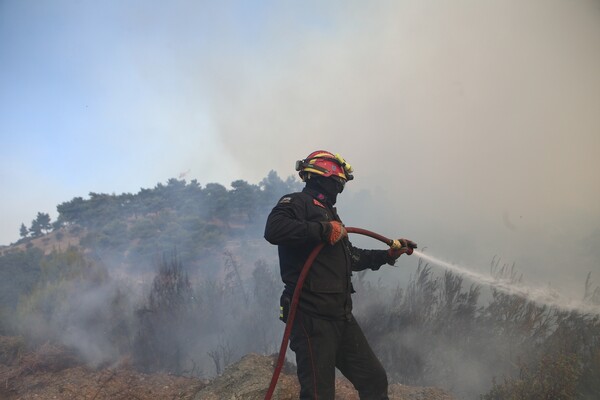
[0,336,455,400]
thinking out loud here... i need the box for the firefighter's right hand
[389,238,417,256]
[322,221,347,245]
[400,238,417,255]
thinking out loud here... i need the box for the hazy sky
[1,1,599,296]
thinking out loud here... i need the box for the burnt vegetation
[1,171,599,399]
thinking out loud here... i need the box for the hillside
[1,227,82,256]
[0,337,455,400]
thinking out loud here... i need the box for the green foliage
[39,246,106,284]
[56,196,88,227]
[48,172,300,267]
[29,212,52,237]
[19,223,28,239]
[16,248,109,331]
[15,172,300,263]
[15,247,105,319]
[0,248,44,312]
[230,179,259,223]
[259,170,300,202]
[17,278,72,323]
[80,220,128,251]
[10,246,134,366]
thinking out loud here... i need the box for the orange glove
[326,221,347,245]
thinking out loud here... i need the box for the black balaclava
[306,175,344,205]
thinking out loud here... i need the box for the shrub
[482,353,582,400]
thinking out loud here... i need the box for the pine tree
[19,223,28,238]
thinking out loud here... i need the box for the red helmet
[295,150,354,182]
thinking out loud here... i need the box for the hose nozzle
[390,239,402,249]
[389,239,418,249]
[389,239,418,256]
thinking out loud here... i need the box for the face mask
[332,176,346,193]
[309,176,344,205]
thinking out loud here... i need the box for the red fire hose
[264,227,399,400]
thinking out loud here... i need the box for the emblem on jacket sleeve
[279,197,292,204]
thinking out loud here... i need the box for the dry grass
[0,337,206,400]
[3,227,82,256]
[0,336,25,365]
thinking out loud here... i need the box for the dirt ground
[0,364,206,400]
[0,337,454,400]
[0,339,206,400]
[195,353,456,400]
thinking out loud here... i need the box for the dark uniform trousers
[290,310,389,400]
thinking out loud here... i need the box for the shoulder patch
[313,199,325,208]
[279,197,292,204]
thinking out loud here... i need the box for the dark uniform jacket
[264,187,390,320]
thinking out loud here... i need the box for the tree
[19,223,28,239]
[230,180,259,222]
[259,170,302,208]
[204,183,230,222]
[134,252,198,374]
[29,212,51,237]
[56,196,87,226]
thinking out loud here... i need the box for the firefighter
[264,150,416,400]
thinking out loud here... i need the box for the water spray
[413,250,600,316]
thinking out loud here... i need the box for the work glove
[387,238,417,265]
[322,221,347,245]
